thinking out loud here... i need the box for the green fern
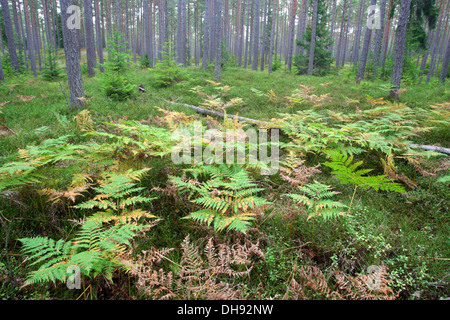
[323,150,406,193]
[20,214,152,285]
[171,164,270,233]
[322,150,405,214]
[286,182,347,220]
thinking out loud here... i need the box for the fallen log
[162,99,270,126]
[161,99,450,156]
[409,144,450,155]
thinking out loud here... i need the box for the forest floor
[0,62,449,300]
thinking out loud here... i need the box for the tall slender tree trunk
[372,0,387,74]
[307,0,318,75]
[268,0,278,74]
[42,0,53,48]
[0,56,4,81]
[342,0,353,66]
[61,0,85,109]
[252,0,260,71]
[390,0,411,98]
[352,0,366,65]
[336,0,348,68]
[214,0,223,79]
[356,0,377,82]
[202,0,211,70]
[261,0,269,71]
[95,0,104,72]
[286,0,297,71]
[30,1,42,70]
[23,0,38,77]
[158,0,166,60]
[244,0,253,69]
[296,0,308,56]
[380,0,393,71]
[0,0,20,73]
[144,0,152,63]
[329,0,337,54]
[427,0,450,83]
[439,36,450,83]
[11,0,24,54]
[235,0,242,65]
[84,0,96,76]
[181,0,187,66]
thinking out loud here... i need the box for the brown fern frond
[280,158,321,188]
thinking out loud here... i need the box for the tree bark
[244,0,253,68]
[372,0,387,73]
[356,0,377,82]
[252,0,261,71]
[61,0,85,109]
[427,0,450,83]
[439,36,450,83]
[0,55,4,81]
[352,0,366,65]
[84,0,96,76]
[268,0,278,74]
[307,0,319,76]
[202,0,211,70]
[260,0,269,71]
[296,0,308,56]
[95,0,104,72]
[23,0,38,77]
[214,0,223,79]
[181,0,187,66]
[0,0,20,73]
[390,0,412,98]
[336,0,348,68]
[286,0,297,71]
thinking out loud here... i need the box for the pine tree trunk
[84,0,96,77]
[202,0,210,70]
[390,0,411,97]
[214,0,223,79]
[352,0,366,65]
[23,0,38,77]
[329,0,337,54]
[307,0,318,76]
[356,0,377,82]
[244,0,253,68]
[252,0,260,71]
[0,56,4,81]
[296,0,308,56]
[268,0,278,74]
[342,0,353,66]
[144,0,152,62]
[427,0,450,83]
[336,0,348,68]
[95,0,104,72]
[286,0,297,71]
[0,0,20,73]
[30,1,42,70]
[372,0,387,73]
[235,0,242,65]
[11,0,24,54]
[61,0,85,109]
[439,36,450,83]
[181,0,187,66]
[260,0,268,71]
[42,0,53,48]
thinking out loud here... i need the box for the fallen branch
[161,99,450,156]
[409,144,450,155]
[162,98,270,126]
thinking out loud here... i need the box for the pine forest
[0,0,449,304]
